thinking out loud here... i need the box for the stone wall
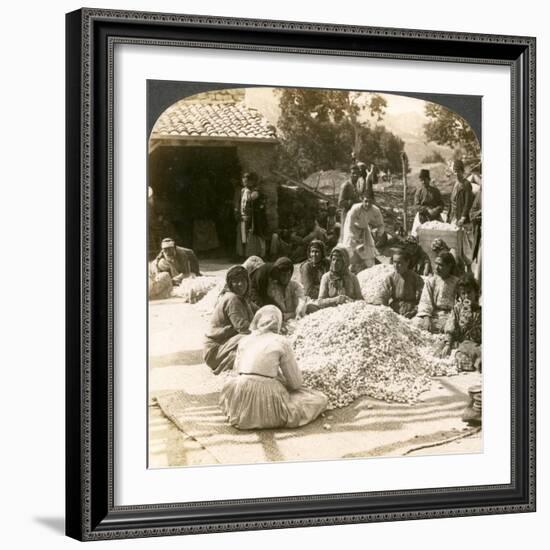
[237,143,279,232]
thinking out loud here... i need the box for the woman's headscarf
[249,305,283,334]
[248,257,293,307]
[431,238,450,254]
[306,239,326,262]
[329,246,350,274]
[242,255,264,274]
[436,251,456,270]
[224,265,249,296]
[327,246,350,292]
[270,257,294,284]
[457,273,480,295]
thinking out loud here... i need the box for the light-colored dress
[341,203,377,272]
[414,274,459,332]
[220,332,328,430]
[317,271,363,307]
[364,204,385,234]
[267,279,305,319]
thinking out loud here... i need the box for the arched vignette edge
[65,7,536,541]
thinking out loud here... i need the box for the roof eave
[149,134,279,152]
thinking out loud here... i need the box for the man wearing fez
[414,168,445,224]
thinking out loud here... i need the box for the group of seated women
[203,239,480,430]
[202,241,362,379]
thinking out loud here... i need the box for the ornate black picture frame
[65,8,536,541]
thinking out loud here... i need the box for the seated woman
[441,274,482,371]
[203,266,256,375]
[317,246,363,308]
[414,252,459,333]
[242,255,264,276]
[219,306,328,430]
[299,240,330,300]
[403,235,432,276]
[380,251,424,318]
[249,257,307,321]
[431,238,466,277]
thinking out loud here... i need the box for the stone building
[148,88,279,255]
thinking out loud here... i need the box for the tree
[423,103,480,164]
[421,150,446,164]
[276,88,404,179]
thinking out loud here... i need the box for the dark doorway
[149,146,241,258]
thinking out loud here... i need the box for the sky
[379,93,426,115]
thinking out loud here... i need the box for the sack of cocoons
[356,264,395,304]
[170,276,219,303]
[290,301,457,409]
[419,220,459,230]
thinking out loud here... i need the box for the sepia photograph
[147,82,483,468]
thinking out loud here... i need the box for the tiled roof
[151,100,278,142]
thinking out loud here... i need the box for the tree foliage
[276,88,405,179]
[423,103,480,164]
[421,150,446,164]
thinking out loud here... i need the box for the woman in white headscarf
[220,306,328,430]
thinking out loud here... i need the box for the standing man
[470,185,482,284]
[235,172,267,259]
[356,162,377,202]
[361,194,387,249]
[356,162,368,197]
[341,193,377,273]
[448,159,475,267]
[364,163,378,202]
[338,164,361,231]
[448,160,474,226]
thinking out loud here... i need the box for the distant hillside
[378,111,453,171]
[404,140,453,172]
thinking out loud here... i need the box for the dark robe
[338,180,359,227]
[299,258,330,299]
[449,179,474,223]
[203,292,255,374]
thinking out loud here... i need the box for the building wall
[244,87,281,127]
[237,143,279,232]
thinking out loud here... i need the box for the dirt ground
[148,262,482,469]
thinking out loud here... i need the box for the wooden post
[401,152,409,232]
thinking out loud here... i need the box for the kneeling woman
[414,252,459,333]
[220,306,328,430]
[203,266,256,375]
